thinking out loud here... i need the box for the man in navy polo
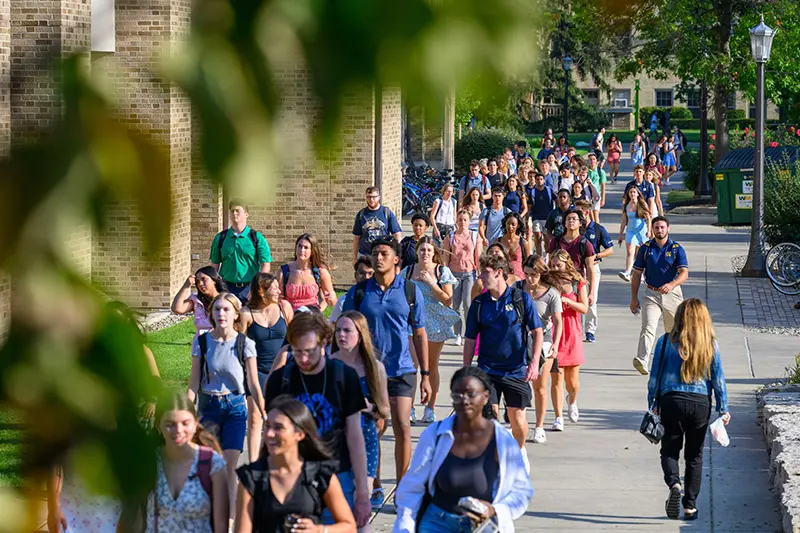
[463,253,543,474]
[630,216,689,375]
[342,237,430,484]
[625,165,657,220]
[575,199,614,343]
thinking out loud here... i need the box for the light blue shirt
[480,206,508,244]
[192,334,256,394]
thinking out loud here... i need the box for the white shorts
[592,198,601,211]
[531,219,547,233]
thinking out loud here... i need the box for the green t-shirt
[209,227,272,283]
[587,167,607,190]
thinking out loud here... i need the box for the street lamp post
[742,16,776,278]
[562,56,572,142]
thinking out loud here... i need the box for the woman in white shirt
[430,183,457,245]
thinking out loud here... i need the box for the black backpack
[472,287,532,364]
[216,228,261,257]
[198,332,249,395]
[281,264,322,304]
[352,278,418,326]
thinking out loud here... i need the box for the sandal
[370,487,385,511]
[665,484,682,519]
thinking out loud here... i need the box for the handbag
[639,337,668,444]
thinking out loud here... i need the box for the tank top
[435,197,456,225]
[247,307,287,374]
[284,283,319,310]
[505,240,524,278]
[448,232,476,273]
[432,434,499,515]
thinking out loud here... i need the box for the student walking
[630,216,689,375]
[463,253,544,474]
[543,189,573,248]
[460,187,484,245]
[647,299,729,521]
[263,312,371,527]
[352,186,403,264]
[458,160,490,204]
[585,153,607,222]
[279,233,337,312]
[235,397,357,531]
[187,293,266,524]
[529,173,556,256]
[630,133,646,167]
[548,250,588,429]
[478,186,511,247]
[503,175,528,216]
[430,183,457,245]
[625,165,657,224]
[393,367,535,533]
[401,237,459,424]
[646,168,665,217]
[519,255,563,444]
[240,273,294,463]
[574,200,614,342]
[210,201,273,304]
[444,210,480,347]
[171,266,227,340]
[605,134,623,183]
[331,310,391,512]
[497,212,533,279]
[547,210,596,290]
[329,257,374,324]
[399,213,430,269]
[618,187,652,282]
[662,135,677,185]
[342,237,430,486]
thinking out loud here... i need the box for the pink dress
[285,283,320,310]
[557,281,586,367]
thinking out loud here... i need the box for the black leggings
[659,392,711,510]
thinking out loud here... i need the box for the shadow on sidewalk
[523,510,667,526]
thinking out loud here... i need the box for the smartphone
[458,496,488,516]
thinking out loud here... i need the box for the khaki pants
[637,286,683,364]
[585,263,601,334]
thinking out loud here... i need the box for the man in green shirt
[586,153,607,223]
[210,201,272,303]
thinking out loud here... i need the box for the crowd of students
[46,126,731,532]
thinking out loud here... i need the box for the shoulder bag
[639,337,668,444]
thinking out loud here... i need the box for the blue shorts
[198,393,248,451]
[321,470,356,524]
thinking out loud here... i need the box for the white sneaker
[551,417,564,432]
[532,427,547,444]
[455,334,462,346]
[410,408,417,425]
[633,357,650,375]
[618,271,631,282]
[421,406,436,424]
[568,403,580,423]
[520,447,531,475]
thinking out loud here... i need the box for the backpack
[280,357,346,401]
[154,446,214,532]
[198,332,249,395]
[281,263,322,304]
[352,278,418,327]
[216,227,261,258]
[405,264,443,288]
[254,458,329,522]
[481,206,511,225]
[554,234,590,262]
[473,287,532,364]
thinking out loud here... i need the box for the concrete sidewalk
[370,160,795,531]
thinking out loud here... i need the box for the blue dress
[400,265,460,342]
[662,142,676,167]
[631,143,644,166]
[359,376,379,478]
[625,207,648,246]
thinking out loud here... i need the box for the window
[582,89,600,106]
[748,96,769,119]
[727,93,737,110]
[655,89,673,107]
[613,89,631,108]
[92,0,115,52]
[542,89,555,105]
[686,89,701,108]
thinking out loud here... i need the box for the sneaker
[618,271,631,282]
[454,334,462,346]
[370,487,385,511]
[532,427,547,444]
[568,402,580,423]
[421,406,436,424]
[410,408,417,425]
[585,332,596,343]
[633,357,650,375]
[551,417,564,432]
[666,483,682,519]
[520,447,531,475]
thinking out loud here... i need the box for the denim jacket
[647,334,728,413]
[393,415,534,532]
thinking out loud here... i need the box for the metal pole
[634,79,640,129]
[563,72,569,142]
[697,81,712,196]
[742,60,766,277]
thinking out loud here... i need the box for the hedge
[765,157,800,246]
[454,127,522,173]
[639,106,693,127]
[671,118,700,129]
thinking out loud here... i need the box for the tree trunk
[713,85,730,164]
[713,0,733,164]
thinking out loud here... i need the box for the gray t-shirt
[533,287,562,342]
[192,334,257,394]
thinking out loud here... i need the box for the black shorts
[593,149,605,162]
[387,372,416,398]
[488,374,532,409]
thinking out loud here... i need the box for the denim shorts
[198,393,248,451]
[321,470,356,524]
[418,502,478,533]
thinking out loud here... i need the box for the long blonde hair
[547,249,584,286]
[208,292,244,332]
[624,187,651,220]
[669,298,716,383]
[332,311,389,419]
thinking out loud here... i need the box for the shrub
[764,156,800,246]
[668,106,694,120]
[672,118,700,129]
[728,109,747,121]
[679,149,715,193]
[454,127,522,173]
[639,106,662,128]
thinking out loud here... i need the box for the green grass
[0,410,23,488]
[666,189,695,204]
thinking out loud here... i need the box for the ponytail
[193,422,222,454]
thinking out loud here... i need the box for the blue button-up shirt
[647,334,728,413]
[633,238,688,288]
[342,275,425,378]
[584,221,614,263]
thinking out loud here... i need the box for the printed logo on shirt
[362,216,387,244]
[296,392,341,437]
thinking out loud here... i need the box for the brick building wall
[189,108,222,274]
[381,87,403,218]
[0,0,9,335]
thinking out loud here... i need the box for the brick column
[190,109,222,274]
[0,0,9,335]
[380,87,403,218]
[91,0,192,309]
[423,106,444,168]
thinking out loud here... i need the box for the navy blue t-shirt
[503,190,523,214]
[529,187,555,220]
[352,206,403,255]
[584,221,614,263]
[465,287,543,378]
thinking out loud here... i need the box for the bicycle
[766,241,800,296]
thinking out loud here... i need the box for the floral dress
[59,471,122,533]
[400,265,460,343]
[146,447,227,533]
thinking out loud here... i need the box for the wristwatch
[420,370,431,376]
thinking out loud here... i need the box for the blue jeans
[418,503,475,533]
[321,470,356,524]
[198,393,247,451]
